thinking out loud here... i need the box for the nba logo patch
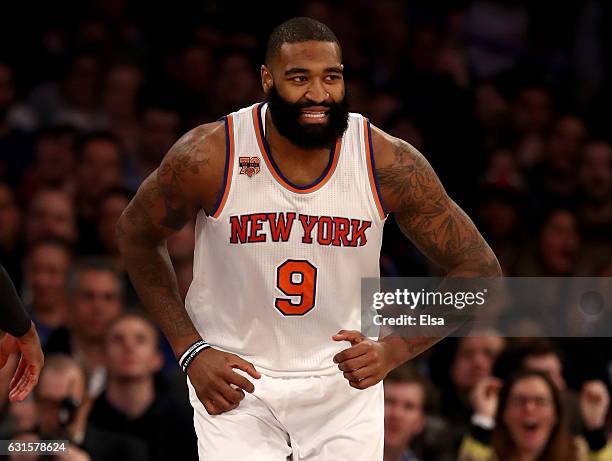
[239,156,261,177]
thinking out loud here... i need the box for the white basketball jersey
[185,102,387,376]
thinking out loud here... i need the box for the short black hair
[265,17,341,65]
[77,130,120,158]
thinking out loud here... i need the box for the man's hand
[470,376,502,418]
[580,380,610,430]
[332,330,396,390]
[0,322,44,402]
[188,347,261,415]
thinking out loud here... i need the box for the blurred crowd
[0,0,611,460]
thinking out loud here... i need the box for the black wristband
[0,264,31,337]
[178,340,210,373]
[470,423,493,445]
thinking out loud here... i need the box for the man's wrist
[378,336,410,369]
[472,413,495,429]
[171,332,204,359]
[179,339,211,373]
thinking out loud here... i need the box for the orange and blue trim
[210,114,234,218]
[252,103,341,194]
[363,118,387,220]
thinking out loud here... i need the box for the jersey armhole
[363,118,388,220]
[209,115,235,218]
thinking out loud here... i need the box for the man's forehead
[274,41,341,70]
[111,317,155,336]
[39,369,78,395]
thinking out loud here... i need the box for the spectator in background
[25,188,78,247]
[0,182,24,285]
[459,371,611,461]
[35,354,147,461]
[211,52,262,118]
[472,82,509,152]
[5,396,37,436]
[74,131,123,254]
[27,52,106,131]
[494,338,583,434]
[167,45,213,123]
[577,141,612,241]
[537,208,581,276]
[384,366,427,461]
[89,313,197,461]
[477,188,523,275]
[96,186,133,261]
[510,85,553,168]
[428,335,506,461]
[24,238,72,345]
[528,115,587,207]
[0,62,34,188]
[517,208,582,277]
[45,260,124,397]
[95,186,139,307]
[125,103,181,189]
[18,125,78,204]
[103,62,143,156]
[446,336,506,422]
[463,0,529,79]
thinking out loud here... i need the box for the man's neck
[264,110,331,186]
[106,376,155,418]
[33,301,67,327]
[71,335,106,369]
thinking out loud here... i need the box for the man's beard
[266,85,349,150]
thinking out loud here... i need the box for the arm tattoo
[119,190,198,340]
[377,139,500,275]
[157,129,210,230]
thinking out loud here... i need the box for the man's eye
[326,75,341,81]
[293,76,307,83]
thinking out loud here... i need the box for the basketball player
[0,264,45,401]
[117,17,501,461]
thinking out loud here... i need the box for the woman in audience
[459,370,611,461]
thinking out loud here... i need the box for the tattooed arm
[117,122,223,353]
[375,125,500,361]
[333,126,501,389]
[117,122,260,414]
[373,126,501,277]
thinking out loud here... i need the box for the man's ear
[261,65,273,93]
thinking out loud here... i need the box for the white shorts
[187,371,383,461]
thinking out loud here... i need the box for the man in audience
[384,366,427,461]
[25,188,77,247]
[428,335,506,460]
[25,238,72,345]
[89,312,198,461]
[74,132,123,254]
[45,260,124,397]
[36,354,146,461]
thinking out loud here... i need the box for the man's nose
[306,80,329,103]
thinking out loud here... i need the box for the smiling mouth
[522,420,540,432]
[301,111,328,119]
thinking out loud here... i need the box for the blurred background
[0,1,611,460]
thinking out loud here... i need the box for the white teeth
[303,112,326,118]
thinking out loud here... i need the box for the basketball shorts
[187,370,384,460]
